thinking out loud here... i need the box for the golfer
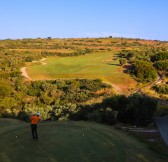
[30,112,40,140]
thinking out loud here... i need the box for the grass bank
[0,119,167,162]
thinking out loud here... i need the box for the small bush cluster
[153,83,168,95]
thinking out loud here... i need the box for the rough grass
[27,52,137,93]
[0,119,167,162]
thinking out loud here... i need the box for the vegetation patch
[153,83,168,95]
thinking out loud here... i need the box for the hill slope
[0,119,167,162]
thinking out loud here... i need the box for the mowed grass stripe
[27,52,137,92]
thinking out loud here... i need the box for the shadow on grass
[122,64,132,73]
[106,63,120,66]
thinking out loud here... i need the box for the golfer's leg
[31,124,35,139]
[34,125,38,139]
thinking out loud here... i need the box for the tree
[154,61,168,71]
[127,94,157,126]
[152,52,168,61]
[132,60,157,82]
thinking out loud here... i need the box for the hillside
[0,37,167,124]
[0,119,168,162]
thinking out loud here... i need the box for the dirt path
[20,58,47,80]
[20,67,32,80]
[40,58,47,62]
[103,81,123,94]
[154,73,163,84]
[134,73,163,94]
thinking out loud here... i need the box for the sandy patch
[40,58,47,62]
[20,58,47,80]
[41,62,47,65]
[103,81,123,94]
[20,67,32,80]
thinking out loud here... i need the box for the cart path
[21,58,47,80]
[20,67,32,80]
[103,81,123,94]
[135,73,163,93]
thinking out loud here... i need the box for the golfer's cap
[37,112,40,116]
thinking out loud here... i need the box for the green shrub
[153,83,168,94]
[132,60,157,82]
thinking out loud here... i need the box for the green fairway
[0,119,167,162]
[26,52,137,92]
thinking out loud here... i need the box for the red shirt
[31,115,39,124]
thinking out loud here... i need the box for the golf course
[0,118,167,162]
[26,52,137,93]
